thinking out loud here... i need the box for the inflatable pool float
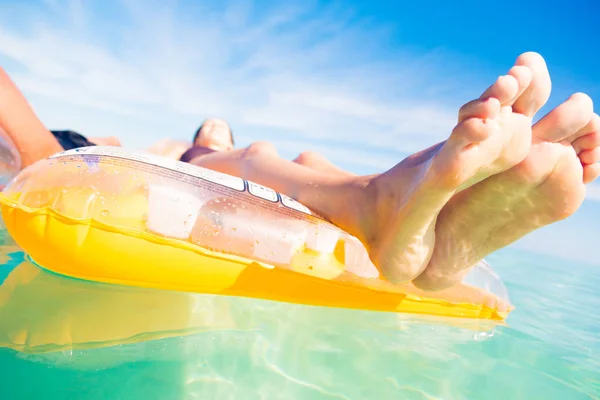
[0,146,511,320]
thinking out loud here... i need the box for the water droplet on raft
[101,210,109,217]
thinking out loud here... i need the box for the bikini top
[179,146,217,163]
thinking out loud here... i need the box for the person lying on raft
[1,52,599,295]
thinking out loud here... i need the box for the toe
[572,113,600,149]
[458,97,501,122]
[579,147,600,165]
[462,62,533,123]
[583,163,600,184]
[573,132,600,154]
[479,75,520,105]
[512,52,552,117]
[450,117,501,148]
[504,65,533,105]
[532,93,594,142]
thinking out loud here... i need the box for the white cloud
[0,0,474,166]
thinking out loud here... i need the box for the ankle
[294,175,372,236]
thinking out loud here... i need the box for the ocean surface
[0,229,598,400]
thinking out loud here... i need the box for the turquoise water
[0,232,598,399]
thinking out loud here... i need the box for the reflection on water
[0,230,598,399]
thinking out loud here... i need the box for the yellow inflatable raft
[0,146,511,320]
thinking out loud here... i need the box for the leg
[0,67,63,168]
[192,144,353,178]
[293,151,355,177]
[191,140,351,194]
[88,136,122,147]
[414,53,600,290]
[194,56,539,284]
[190,141,280,177]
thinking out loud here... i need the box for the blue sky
[0,0,598,265]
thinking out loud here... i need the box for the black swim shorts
[50,130,96,151]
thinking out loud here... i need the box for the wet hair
[192,121,234,146]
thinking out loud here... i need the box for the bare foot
[413,56,599,290]
[332,55,544,283]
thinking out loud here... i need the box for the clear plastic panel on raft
[0,146,510,304]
